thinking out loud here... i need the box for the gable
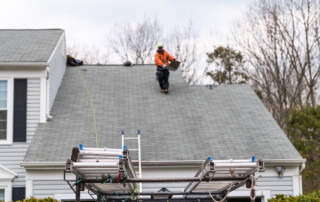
[0,165,17,180]
[0,29,64,63]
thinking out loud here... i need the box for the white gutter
[0,62,48,67]
[21,162,65,170]
[263,159,306,166]
[21,159,306,170]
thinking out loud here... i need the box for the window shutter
[12,187,25,201]
[13,79,27,142]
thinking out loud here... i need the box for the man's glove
[173,58,176,61]
[162,64,166,68]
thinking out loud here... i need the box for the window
[0,189,4,202]
[0,80,7,140]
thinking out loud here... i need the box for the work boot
[160,89,165,93]
[164,89,168,94]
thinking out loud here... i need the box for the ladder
[121,129,142,192]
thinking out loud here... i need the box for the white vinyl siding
[33,180,71,199]
[0,78,40,187]
[235,176,293,197]
[48,36,66,112]
[26,78,41,143]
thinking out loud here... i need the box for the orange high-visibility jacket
[154,50,174,66]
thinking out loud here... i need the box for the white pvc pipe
[76,174,118,177]
[78,174,119,178]
[77,171,119,174]
[214,163,258,168]
[78,159,120,162]
[213,168,254,171]
[212,159,253,163]
[82,147,123,152]
[75,167,120,171]
[72,162,118,168]
[80,156,120,159]
[79,150,122,156]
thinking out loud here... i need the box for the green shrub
[9,197,57,202]
[268,191,320,201]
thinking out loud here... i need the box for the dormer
[0,29,66,144]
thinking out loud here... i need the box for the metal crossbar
[64,146,265,202]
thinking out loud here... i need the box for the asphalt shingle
[0,29,64,62]
[25,65,302,162]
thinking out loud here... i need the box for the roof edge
[0,165,18,178]
[21,159,306,170]
[47,31,65,63]
[0,29,64,31]
[263,159,306,165]
[0,62,49,67]
[21,162,66,170]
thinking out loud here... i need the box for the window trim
[0,78,13,145]
[0,184,13,202]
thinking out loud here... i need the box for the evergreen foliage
[268,191,320,201]
[286,106,320,193]
[206,46,247,84]
[7,197,57,202]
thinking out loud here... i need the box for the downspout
[299,163,305,173]
[299,162,305,194]
[46,69,53,120]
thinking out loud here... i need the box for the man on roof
[154,43,175,94]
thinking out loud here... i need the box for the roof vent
[208,84,217,90]
[123,61,132,67]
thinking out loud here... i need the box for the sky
[0,0,248,49]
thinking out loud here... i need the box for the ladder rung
[124,138,138,140]
[129,149,138,151]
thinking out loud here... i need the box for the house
[0,29,66,201]
[0,29,305,202]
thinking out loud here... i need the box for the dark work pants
[156,67,170,90]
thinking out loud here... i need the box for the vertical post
[121,130,125,149]
[75,176,80,202]
[137,129,142,192]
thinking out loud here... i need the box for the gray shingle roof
[0,29,64,62]
[25,65,302,162]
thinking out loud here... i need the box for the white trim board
[47,32,65,64]
[0,68,47,78]
[0,165,17,180]
[0,78,13,145]
[0,181,13,202]
[0,166,16,202]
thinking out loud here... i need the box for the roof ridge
[0,29,64,31]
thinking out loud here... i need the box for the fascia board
[263,159,306,166]
[47,32,65,64]
[0,165,17,180]
[21,162,65,170]
[0,62,48,68]
[21,159,306,170]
